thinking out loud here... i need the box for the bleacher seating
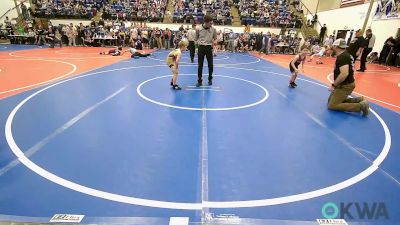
[172,0,232,25]
[34,0,106,19]
[102,0,167,22]
[33,0,300,28]
[235,0,301,28]
[34,0,166,22]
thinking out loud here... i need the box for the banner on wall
[373,0,400,20]
[341,0,365,7]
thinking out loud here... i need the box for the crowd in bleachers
[171,0,232,25]
[4,15,400,67]
[32,0,106,19]
[6,19,194,50]
[5,14,302,55]
[101,0,167,22]
[235,0,302,28]
[5,0,400,67]
[32,0,166,22]
[31,0,300,28]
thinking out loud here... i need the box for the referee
[196,15,217,87]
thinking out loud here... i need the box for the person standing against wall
[163,28,171,49]
[196,15,217,87]
[228,31,236,52]
[20,2,28,20]
[319,24,327,43]
[187,24,197,63]
[357,29,375,72]
[155,27,163,49]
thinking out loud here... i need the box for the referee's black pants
[198,45,213,83]
[189,41,195,62]
[359,48,372,71]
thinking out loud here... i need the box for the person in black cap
[195,14,217,87]
[347,29,367,63]
[328,38,369,116]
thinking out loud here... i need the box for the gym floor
[0,45,399,225]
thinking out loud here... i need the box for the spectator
[347,29,366,62]
[319,24,327,42]
[244,25,250,33]
[101,0,167,22]
[367,52,379,64]
[67,23,77,46]
[46,27,62,48]
[261,32,271,54]
[163,28,172,49]
[310,42,321,54]
[187,25,196,62]
[155,27,162,49]
[173,0,232,25]
[20,2,28,20]
[35,24,46,46]
[323,35,334,47]
[357,29,375,72]
[387,35,400,66]
[311,14,318,27]
[4,17,11,27]
[227,31,236,52]
[34,0,100,19]
[237,0,295,27]
[84,31,93,47]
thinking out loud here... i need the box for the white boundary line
[0,58,77,94]
[201,84,210,216]
[257,55,400,109]
[4,64,392,209]
[185,88,221,91]
[326,73,400,110]
[357,72,400,75]
[54,50,102,55]
[179,55,230,60]
[137,74,269,111]
[148,52,261,65]
[260,55,392,72]
[260,56,333,70]
[9,50,115,60]
[0,84,130,176]
[150,51,230,61]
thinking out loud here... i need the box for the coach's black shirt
[334,51,355,85]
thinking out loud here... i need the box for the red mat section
[253,53,400,112]
[0,47,153,99]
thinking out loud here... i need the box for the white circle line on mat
[4,65,391,209]
[137,74,269,111]
[0,58,77,94]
